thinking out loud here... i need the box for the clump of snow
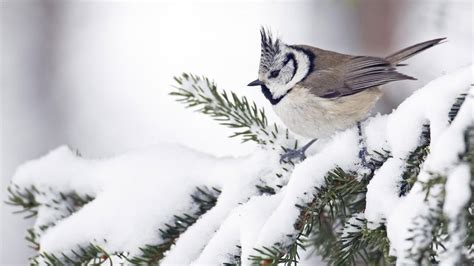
[363,114,389,153]
[190,193,283,264]
[13,146,99,197]
[161,182,262,264]
[366,65,472,227]
[10,143,281,260]
[386,79,473,262]
[440,163,471,266]
[443,164,471,223]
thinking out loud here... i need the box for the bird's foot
[280,139,317,163]
[358,145,376,173]
[280,148,307,163]
[357,122,376,173]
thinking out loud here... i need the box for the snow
[161,184,261,264]
[249,128,361,254]
[443,164,471,221]
[191,193,283,264]
[8,65,473,264]
[10,143,280,260]
[363,114,390,153]
[365,65,473,227]
[187,127,361,264]
[440,163,471,266]
[385,76,473,263]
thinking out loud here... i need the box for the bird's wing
[299,55,415,99]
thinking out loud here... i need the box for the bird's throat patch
[260,85,290,105]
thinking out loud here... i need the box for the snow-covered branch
[6,66,473,265]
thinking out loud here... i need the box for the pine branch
[405,189,447,264]
[249,124,444,266]
[399,93,467,197]
[6,185,40,219]
[8,71,472,265]
[466,201,474,262]
[403,93,473,264]
[399,124,430,196]
[6,184,94,220]
[29,186,221,265]
[448,93,468,123]
[333,214,394,265]
[127,186,221,264]
[6,184,95,254]
[250,239,302,266]
[250,167,381,265]
[462,126,474,263]
[170,73,296,150]
[171,73,299,193]
[26,228,40,251]
[33,243,118,266]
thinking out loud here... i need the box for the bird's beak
[247,79,264,87]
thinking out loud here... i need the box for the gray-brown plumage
[297,39,444,99]
[248,27,445,161]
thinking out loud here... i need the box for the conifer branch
[6,72,472,265]
[26,186,220,265]
[249,91,471,265]
[127,186,221,264]
[171,73,297,150]
[6,184,94,219]
[171,73,299,193]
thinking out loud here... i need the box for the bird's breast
[273,86,382,139]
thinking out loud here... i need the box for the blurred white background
[1,0,472,264]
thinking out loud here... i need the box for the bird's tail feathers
[386,38,446,65]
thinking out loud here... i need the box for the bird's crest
[259,27,281,72]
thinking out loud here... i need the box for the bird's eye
[270,70,280,78]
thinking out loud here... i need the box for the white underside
[273,86,382,139]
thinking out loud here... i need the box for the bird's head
[248,27,312,101]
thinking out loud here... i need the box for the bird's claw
[280,148,307,163]
[357,122,376,174]
[359,147,377,173]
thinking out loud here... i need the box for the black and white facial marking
[258,27,314,104]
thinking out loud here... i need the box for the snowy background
[1,0,472,264]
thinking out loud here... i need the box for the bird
[248,27,445,163]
